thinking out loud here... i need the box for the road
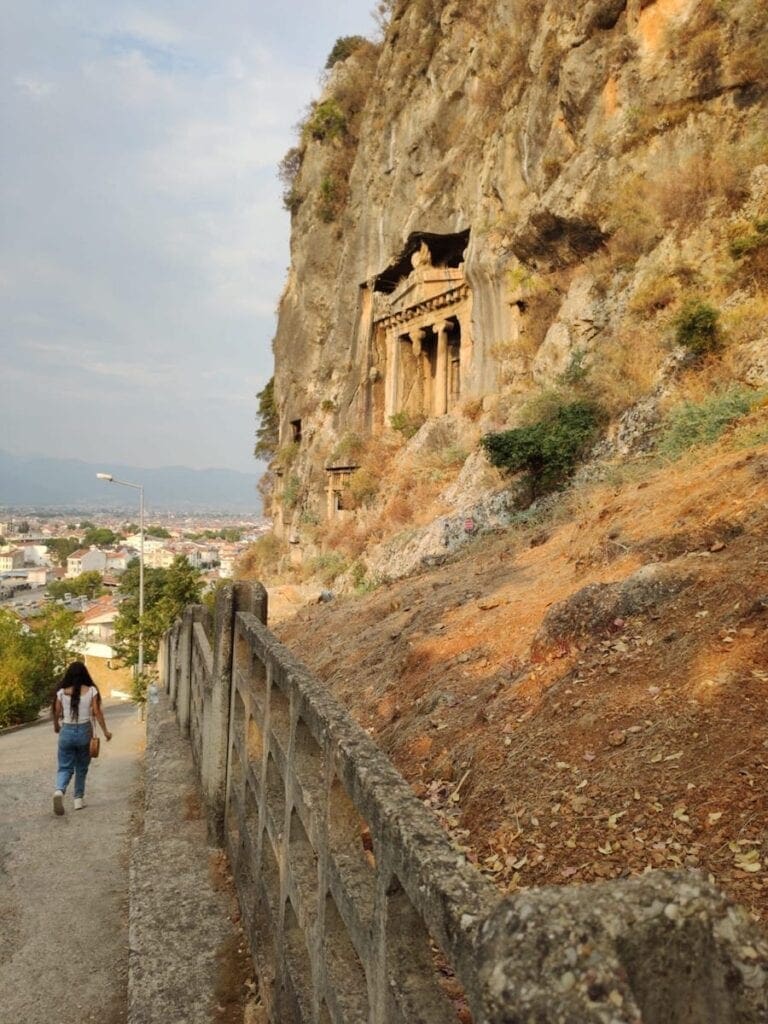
[0,702,144,1024]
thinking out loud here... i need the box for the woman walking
[52,662,112,814]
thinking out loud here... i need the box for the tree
[113,556,203,666]
[254,377,279,461]
[146,525,171,538]
[481,400,605,501]
[325,35,367,69]
[0,606,79,727]
[83,526,118,547]
[47,571,105,601]
[45,537,81,566]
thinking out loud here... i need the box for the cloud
[1,0,375,474]
[14,75,55,99]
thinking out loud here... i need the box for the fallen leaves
[734,849,763,874]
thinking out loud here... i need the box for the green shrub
[236,533,282,580]
[318,174,342,222]
[330,432,364,464]
[350,560,382,594]
[278,147,304,213]
[282,475,301,510]
[440,444,468,468]
[131,672,149,706]
[390,411,426,438]
[305,100,346,142]
[308,552,348,585]
[559,347,590,387]
[673,300,721,357]
[658,387,761,457]
[325,35,368,69]
[481,400,605,499]
[347,466,380,506]
[730,219,768,258]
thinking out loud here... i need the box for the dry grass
[460,395,485,422]
[235,533,283,582]
[627,271,679,318]
[721,292,768,349]
[602,173,663,269]
[653,143,751,227]
[589,327,667,416]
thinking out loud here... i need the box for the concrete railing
[159,583,768,1024]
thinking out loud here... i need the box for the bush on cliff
[658,387,761,457]
[305,100,346,142]
[481,399,605,499]
[674,300,721,358]
[325,35,368,69]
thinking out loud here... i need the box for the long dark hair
[56,662,99,722]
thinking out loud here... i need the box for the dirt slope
[275,430,768,922]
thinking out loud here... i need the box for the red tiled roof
[79,595,117,623]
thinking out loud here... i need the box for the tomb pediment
[373,242,468,328]
[388,265,465,314]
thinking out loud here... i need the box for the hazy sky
[1,0,374,474]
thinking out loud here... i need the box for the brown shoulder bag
[90,690,100,757]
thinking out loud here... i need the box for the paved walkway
[0,702,144,1024]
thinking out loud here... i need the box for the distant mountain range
[0,450,264,513]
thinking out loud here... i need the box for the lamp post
[97,473,145,677]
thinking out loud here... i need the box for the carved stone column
[409,327,425,359]
[409,328,426,414]
[434,320,450,416]
[384,327,400,420]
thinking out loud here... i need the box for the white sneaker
[53,791,65,816]
[74,797,85,810]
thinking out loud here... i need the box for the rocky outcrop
[531,560,695,658]
[268,0,768,569]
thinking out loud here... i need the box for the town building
[0,549,25,571]
[66,547,108,578]
[77,595,119,661]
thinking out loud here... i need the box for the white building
[21,543,52,567]
[145,547,176,570]
[77,596,119,660]
[26,566,51,586]
[66,547,108,578]
[105,548,133,573]
[0,549,25,571]
[219,555,236,579]
[124,534,166,554]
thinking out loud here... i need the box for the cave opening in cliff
[373,229,470,294]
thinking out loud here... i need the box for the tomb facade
[362,234,473,433]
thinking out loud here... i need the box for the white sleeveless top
[58,685,97,724]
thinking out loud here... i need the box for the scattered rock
[531,563,694,658]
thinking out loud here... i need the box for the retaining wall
[160,583,768,1024]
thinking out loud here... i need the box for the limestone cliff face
[270,0,767,563]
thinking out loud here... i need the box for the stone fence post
[477,871,768,1023]
[203,581,267,845]
[177,607,194,737]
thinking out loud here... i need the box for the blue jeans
[56,724,92,798]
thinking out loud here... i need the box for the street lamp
[97,472,145,677]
